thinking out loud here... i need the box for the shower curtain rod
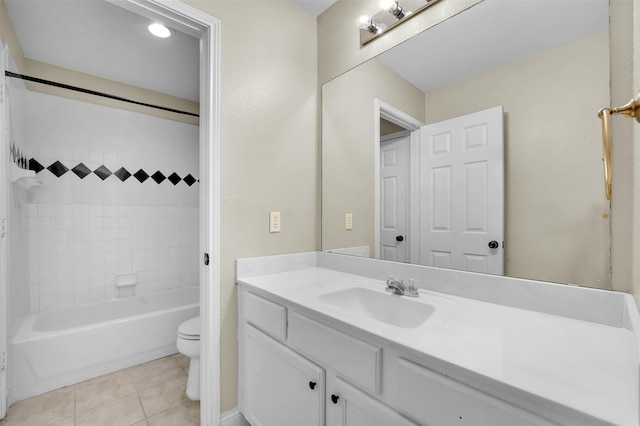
[4,71,199,118]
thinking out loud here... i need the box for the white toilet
[177,316,200,400]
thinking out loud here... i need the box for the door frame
[108,1,221,424]
[373,99,423,261]
[1,42,8,420]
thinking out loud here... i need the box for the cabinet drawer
[396,358,558,426]
[243,292,287,341]
[289,312,381,394]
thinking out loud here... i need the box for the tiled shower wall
[26,91,199,311]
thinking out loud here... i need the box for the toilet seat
[178,316,200,340]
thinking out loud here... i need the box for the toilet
[177,316,200,400]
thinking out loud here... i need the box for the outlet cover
[269,211,281,233]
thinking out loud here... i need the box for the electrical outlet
[269,211,281,233]
[345,213,353,230]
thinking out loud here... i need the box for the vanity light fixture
[359,0,443,46]
[148,23,172,38]
[359,15,384,34]
[382,0,407,20]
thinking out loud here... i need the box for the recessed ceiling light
[148,23,172,38]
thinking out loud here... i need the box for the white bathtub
[10,287,199,402]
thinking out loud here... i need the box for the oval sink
[315,286,435,328]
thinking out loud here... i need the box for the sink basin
[315,286,435,328]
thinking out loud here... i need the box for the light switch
[345,213,353,230]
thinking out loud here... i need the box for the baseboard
[221,408,250,426]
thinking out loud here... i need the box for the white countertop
[238,265,639,426]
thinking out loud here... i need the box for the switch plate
[269,211,281,233]
[345,213,353,230]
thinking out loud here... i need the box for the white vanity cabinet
[238,286,566,426]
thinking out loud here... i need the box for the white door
[380,134,409,262]
[419,106,504,275]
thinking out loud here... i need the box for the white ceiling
[4,0,608,104]
[294,0,338,16]
[377,0,609,93]
[4,0,200,101]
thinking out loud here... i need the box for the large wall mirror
[322,0,611,289]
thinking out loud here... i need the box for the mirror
[322,0,611,289]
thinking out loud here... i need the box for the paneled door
[419,106,504,275]
[380,134,410,262]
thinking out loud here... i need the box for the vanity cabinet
[330,377,419,426]
[238,287,557,426]
[244,324,325,426]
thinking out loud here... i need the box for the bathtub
[10,286,199,402]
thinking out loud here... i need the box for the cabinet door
[396,358,558,426]
[330,377,418,426]
[245,324,325,426]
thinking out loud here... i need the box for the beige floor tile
[175,355,190,374]
[138,375,188,417]
[128,357,186,392]
[1,387,75,425]
[75,394,145,426]
[76,369,137,413]
[146,399,200,426]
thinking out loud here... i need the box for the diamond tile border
[28,158,198,186]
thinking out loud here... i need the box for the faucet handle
[406,278,420,297]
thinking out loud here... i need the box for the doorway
[0,1,221,424]
[374,100,504,275]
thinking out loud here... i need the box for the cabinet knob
[331,394,339,404]
[308,381,316,390]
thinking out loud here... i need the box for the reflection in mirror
[322,0,611,289]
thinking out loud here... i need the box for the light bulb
[148,23,172,38]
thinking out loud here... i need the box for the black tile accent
[47,161,69,177]
[72,163,92,179]
[114,167,131,182]
[133,169,149,183]
[168,172,181,186]
[183,174,196,187]
[151,171,166,184]
[94,165,112,181]
[29,158,45,173]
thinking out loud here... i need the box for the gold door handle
[597,91,640,200]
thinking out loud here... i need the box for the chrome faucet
[385,276,419,297]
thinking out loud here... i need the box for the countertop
[238,266,639,426]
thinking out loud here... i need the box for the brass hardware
[597,91,640,200]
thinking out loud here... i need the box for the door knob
[488,240,499,249]
[331,394,339,404]
[396,235,404,242]
[308,381,316,390]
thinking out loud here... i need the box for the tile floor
[0,353,199,426]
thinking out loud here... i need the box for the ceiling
[294,0,337,16]
[377,0,609,93]
[4,0,607,104]
[4,0,200,101]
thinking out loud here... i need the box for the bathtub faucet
[385,276,419,297]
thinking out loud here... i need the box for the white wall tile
[26,91,199,310]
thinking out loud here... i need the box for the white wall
[25,91,199,310]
